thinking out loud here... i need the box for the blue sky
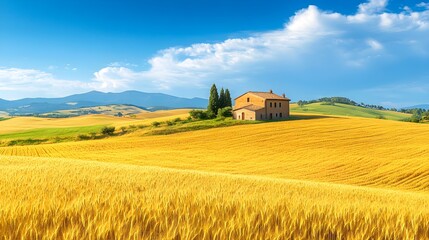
[1,0,429,107]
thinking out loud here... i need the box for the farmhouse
[233,90,290,121]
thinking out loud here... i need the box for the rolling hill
[1,115,429,238]
[0,90,207,115]
[39,104,147,117]
[291,102,410,121]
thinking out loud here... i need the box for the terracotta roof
[235,91,291,101]
[233,104,265,111]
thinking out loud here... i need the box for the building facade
[233,90,291,121]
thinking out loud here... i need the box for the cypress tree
[225,89,232,107]
[219,88,226,109]
[207,84,219,115]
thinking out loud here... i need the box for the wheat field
[1,114,429,238]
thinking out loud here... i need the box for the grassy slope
[0,125,103,141]
[0,110,192,142]
[291,102,410,121]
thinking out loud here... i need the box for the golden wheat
[1,156,428,239]
[2,115,429,238]
[2,115,429,192]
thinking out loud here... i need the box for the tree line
[297,97,402,112]
[190,84,233,120]
[296,96,429,123]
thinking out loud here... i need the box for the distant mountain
[0,91,207,115]
[403,104,429,110]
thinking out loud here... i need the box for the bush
[77,134,91,140]
[189,110,209,120]
[120,126,127,133]
[101,126,115,135]
[152,121,161,127]
[166,120,174,126]
[217,107,233,118]
[173,117,182,122]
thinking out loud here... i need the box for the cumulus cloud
[0,67,132,100]
[90,0,429,101]
[417,2,429,9]
[3,0,429,105]
[0,68,91,99]
[358,0,388,14]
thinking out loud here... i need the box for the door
[241,112,245,120]
[269,113,272,120]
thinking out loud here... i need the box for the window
[274,102,277,108]
[247,97,250,102]
[279,102,282,107]
[269,113,273,119]
[276,113,278,117]
[280,112,283,117]
[270,102,272,107]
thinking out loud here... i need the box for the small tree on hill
[224,89,232,107]
[101,126,115,136]
[207,84,219,116]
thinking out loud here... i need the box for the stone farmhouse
[233,90,290,121]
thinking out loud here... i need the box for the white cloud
[0,67,130,100]
[0,68,91,99]
[3,0,429,104]
[358,0,388,14]
[367,39,383,50]
[90,0,429,95]
[417,2,429,9]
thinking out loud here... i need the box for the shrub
[173,117,182,122]
[166,120,174,126]
[138,124,147,129]
[77,134,91,140]
[152,121,161,127]
[217,107,233,118]
[101,126,115,135]
[120,126,127,133]
[189,110,209,120]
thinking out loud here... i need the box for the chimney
[269,89,273,93]
[282,93,286,98]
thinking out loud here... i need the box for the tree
[101,126,115,135]
[297,100,305,108]
[116,112,123,117]
[207,84,219,115]
[224,89,232,107]
[218,88,226,109]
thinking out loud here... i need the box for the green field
[0,125,103,143]
[291,102,410,121]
